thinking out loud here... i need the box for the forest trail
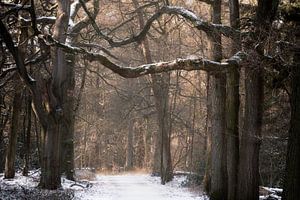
[74,174,207,200]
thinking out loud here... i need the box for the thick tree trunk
[209,0,228,199]
[60,0,99,180]
[237,66,263,200]
[226,0,240,199]
[60,51,76,180]
[210,73,227,200]
[237,1,278,199]
[226,66,239,200]
[39,118,62,189]
[283,18,300,200]
[4,89,22,179]
[60,103,75,180]
[39,0,71,189]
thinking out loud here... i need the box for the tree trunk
[226,0,240,199]
[143,117,151,169]
[210,74,227,200]
[237,1,278,199]
[0,104,9,173]
[153,118,162,175]
[132,0,173,182]
[226,66,239,200]
[152,73,173,184]
[209,0,228,199]
[4,89,22,179]
[203,74,212,193]
[39,117,62,189]
[23,95,32,176]
[283,17,300,200]
[39,0,71,189]
[126,118,134,170]
[60,50,76,180]
[237,66,263,200]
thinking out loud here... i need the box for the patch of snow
[260,186,282,200]
[38,16,56,21]
[0,170,40,188]
[168,6,199,20]
[70,0,79,17]
[0,171,207,200]
[0,171,73,200]
[74,174,208,200]
[69,19,75,28]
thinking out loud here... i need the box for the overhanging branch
[41,34,245,78]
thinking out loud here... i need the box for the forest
[0,0,299,200]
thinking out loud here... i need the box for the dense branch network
[0,1,243,81]
[78,1,239,47]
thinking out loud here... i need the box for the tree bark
[0,102,9,173]
[143,117,152,169]
[60,50,76,180]
[283,15,300,200]
[237,1,278,199]
[209,0,228,199]
[4,88,22,179]
[23,94,32,176]
[226,0,240,199]
[39,0,71,189]
[152,73,173,184]
[237,66,263,200]
[126,118,134,170]
[60,0,99,180]
[39,117,62,189]
[203,74,212,193]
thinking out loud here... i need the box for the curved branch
[79,3,239,47]
[41,34,245,78]
[0,21,35,84]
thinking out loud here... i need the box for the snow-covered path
[74,174,207,200]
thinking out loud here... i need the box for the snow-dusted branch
[79,3,239,47]
[20,16,56,25]
[162,6,239,38]
[41,34,244,78]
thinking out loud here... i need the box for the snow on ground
[0,170,282,200]
[0,171,207,200]
[0,171,74,200]
[72,174,208,200]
